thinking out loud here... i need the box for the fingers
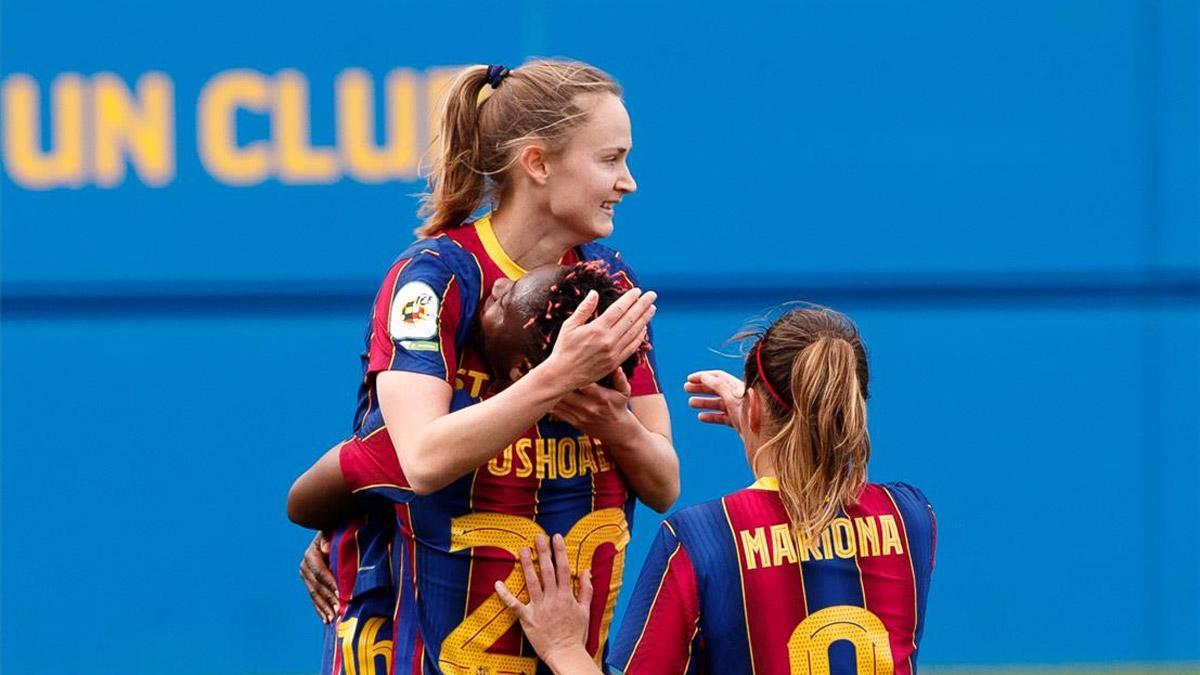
[611,367,631,397]
[613,292,656,340]
[616,325,651,363]
[698,373,735,400]
[535,534,556,593]
[697,411,733,426]
[520,546,543,604]
[302,537,338,623]
[577,569,594,609]
[685,371,742,394]
[561,290,600,330]
[494,580,529,622]
[595,288,643,329]
[300,557,336,623]
[552,533,573,590]
[688,395,727,411]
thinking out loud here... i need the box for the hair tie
[486,65,511,89]
[755,340,792,413]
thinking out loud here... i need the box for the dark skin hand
[290,442,358,624]
[299,531,339,623]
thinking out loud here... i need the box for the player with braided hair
[293,56,677,675]
[289,261,647,528]
[290,260,659,674]
[480,261,644,391]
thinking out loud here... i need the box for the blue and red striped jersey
[611,478,935,675]
[342,214,662,675]
[321,434,403,675]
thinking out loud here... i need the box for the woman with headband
[497,306,936,674]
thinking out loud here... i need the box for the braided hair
[520,260,646,387]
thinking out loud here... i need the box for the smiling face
[543,93,638,241]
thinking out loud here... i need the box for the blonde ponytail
[743,307,871,545]
[417,66,491,237]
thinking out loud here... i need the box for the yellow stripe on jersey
[474,213,526,281]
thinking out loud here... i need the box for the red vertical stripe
[848,484,919,675]
[585,550,617,658]
[331,522,362,675]
[367,259,410,374]
[623,545,700,675]
[463,429,541,656]
[435,275,461,385]
[586,439,630,657]
[723,490,810,674]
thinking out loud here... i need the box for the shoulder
[384,235,482,295]
[873,481,933,512]
[868,481,936,535]
[664,496,736,547]
[578,242,641,280]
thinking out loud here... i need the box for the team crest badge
[389,281,439,340]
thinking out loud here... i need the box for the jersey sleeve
[367,247,466,385]
[608,522,702,675]
[603,252,662,397]
[339,433,413,504]
[883,482,936,575]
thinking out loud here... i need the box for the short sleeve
[584,246,662,397]
[367,248,466,385]
[609,522,702,675]
[338,433,413,504]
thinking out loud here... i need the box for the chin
[590,216,615,239]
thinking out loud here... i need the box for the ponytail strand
[742,307,871,546]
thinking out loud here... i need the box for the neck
[489,192,585,269]
[748,441,777,480]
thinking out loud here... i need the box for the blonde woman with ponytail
[294,59,680,675]
[497,306,936,675]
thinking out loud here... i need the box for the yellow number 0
[335,616,393,675]
[438,508,630,675]
[787,605,893,675]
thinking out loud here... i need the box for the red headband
[755,340,792,413]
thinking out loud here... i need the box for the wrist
[535,354,587,396]
[597,408,646,452]
[542,643,595,674]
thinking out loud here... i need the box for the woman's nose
[617,164,637,194]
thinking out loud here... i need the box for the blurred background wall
[2,1,1197,672]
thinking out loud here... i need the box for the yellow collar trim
[750,476,780,491]
[475,213,526,280]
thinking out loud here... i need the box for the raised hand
[551,367,634,441]
[545,288,656,393]
[684,369,747,434]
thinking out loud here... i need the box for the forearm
[288,445,357,529]
[391,362,574,495]
[602,412,680,513]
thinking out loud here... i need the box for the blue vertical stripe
[881,482,935,645]
[669,500,752,672]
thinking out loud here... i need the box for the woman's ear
[745,386,762,435]
[516,144,550,186]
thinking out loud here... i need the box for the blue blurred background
[2,1,1198,673]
